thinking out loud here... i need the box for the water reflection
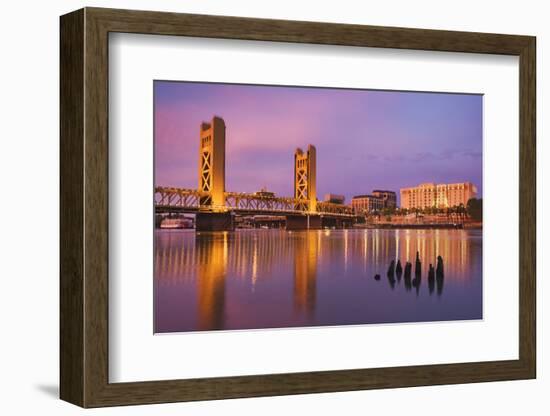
[196,233,227,330]
[293,232,317,315]
[155,228,482,333]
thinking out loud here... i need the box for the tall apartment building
[400,182,477,209]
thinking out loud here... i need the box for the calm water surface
[154,228,482,333]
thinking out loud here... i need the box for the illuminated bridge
[155,116,356,231]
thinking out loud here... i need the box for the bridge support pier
[321,217,337,229]
[286,215,321,230]
[196,212,234,232]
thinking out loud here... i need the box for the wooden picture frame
[60,7,536,408]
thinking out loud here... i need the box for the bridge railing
[155,186,355,217]
[155,187,207,209]
[225,192,305,214]
[317,201,354,216]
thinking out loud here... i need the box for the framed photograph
[60,7,536,407]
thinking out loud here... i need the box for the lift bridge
[155,116,356,231]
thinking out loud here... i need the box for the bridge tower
[198,116,226,208]
[294,145,317,212]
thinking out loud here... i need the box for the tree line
[370,198,483,221]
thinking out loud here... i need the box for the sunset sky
[154,81,482,204]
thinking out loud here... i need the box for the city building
[351,194,385,214]
[371,190,397,209]
[254,187,275,198]
[324,193,345,204]
[400,182,478,209]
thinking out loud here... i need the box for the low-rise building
[324,193,345,204]
[351,194,384,214]
[254,187,276,198]
[371,190,397,209]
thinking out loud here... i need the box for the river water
[154,228,482,333]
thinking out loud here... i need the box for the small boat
[160,218,193,229]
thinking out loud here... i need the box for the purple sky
[154,81,482,204]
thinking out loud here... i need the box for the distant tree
[448,205,458,222]
[467,198,483,221]
[458,203,466,222]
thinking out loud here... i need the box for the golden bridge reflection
[155,229,481,332]
[196,232,228,330]
[293,231,318,314]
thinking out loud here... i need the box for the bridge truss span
[155,187,355,218]
[316,201,354,216]
[225,192,302,215]
[155,187,206,212]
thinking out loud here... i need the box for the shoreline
[362,223,482,230]
[156,224,482,231]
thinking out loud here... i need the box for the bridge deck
[155,187,355,218]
